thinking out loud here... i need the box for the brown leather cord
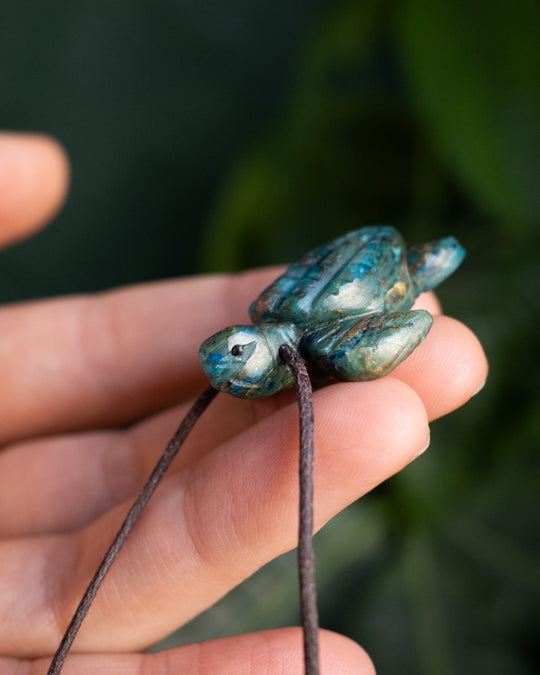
[48,349,320,675]
[47,385,218,675]
[279,344,319,675]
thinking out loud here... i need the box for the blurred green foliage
[1,0,539,673]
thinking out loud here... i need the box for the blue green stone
[199,226,465,398]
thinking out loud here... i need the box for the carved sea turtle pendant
[199,225,465,398]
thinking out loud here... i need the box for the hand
[0,132,488,674]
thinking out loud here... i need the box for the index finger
[0,265,443,445]
[0,269,278,444]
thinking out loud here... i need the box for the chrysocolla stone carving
[48,224,467,675]
[199,226,465,398]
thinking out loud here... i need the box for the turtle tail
[407,236,466,295]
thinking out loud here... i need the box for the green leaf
[395,0,540,228]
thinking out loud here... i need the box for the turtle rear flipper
[407,236,465,295]
[301,310,433,382]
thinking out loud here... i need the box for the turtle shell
[249,225,415,332]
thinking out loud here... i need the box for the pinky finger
[16,629,373,675]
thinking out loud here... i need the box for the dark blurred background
[1,1,539,673]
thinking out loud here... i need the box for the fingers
[0,430,127,537]
[413,291,441,316]
[1,377,429,655]
[21,629,374,675]
[0,310,486,538]
[0,249,449,446]
[391,315,488,419]
[0,394,274,537]
[0,269,279,444]
[0,132,69,246]
[0,264,446,445]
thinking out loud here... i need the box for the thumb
[0,132,70,248]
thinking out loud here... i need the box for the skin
[0,132,488,675]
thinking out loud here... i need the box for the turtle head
[198,323,302,399]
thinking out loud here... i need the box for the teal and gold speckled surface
[199,226,464,398]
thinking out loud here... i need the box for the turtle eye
[230,344,244,357]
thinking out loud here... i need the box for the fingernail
[413,431,431,459]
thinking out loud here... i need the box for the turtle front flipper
[407,236,465,295]
[301,310,433,382]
